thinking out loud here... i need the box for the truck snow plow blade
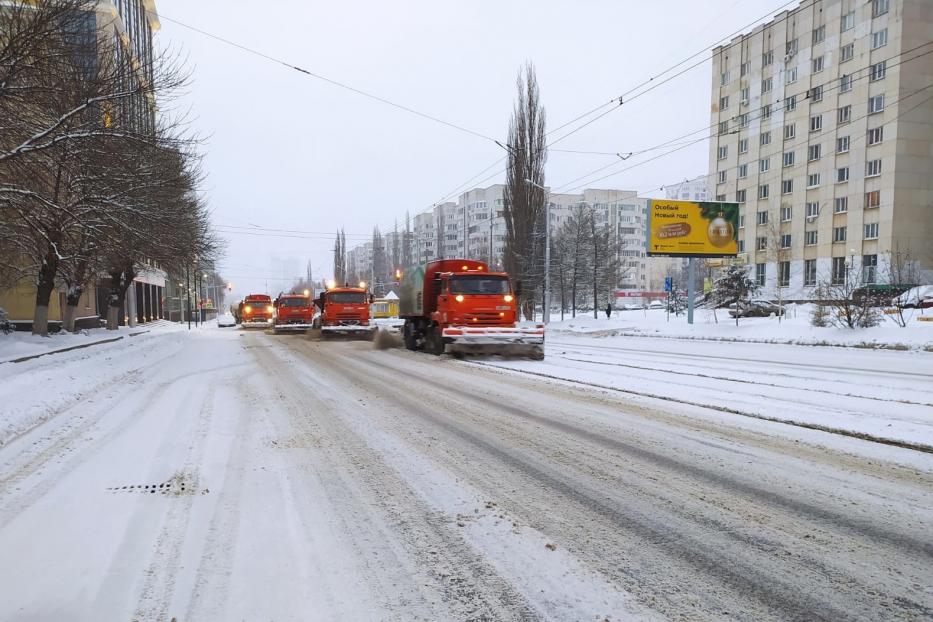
[273,323,313,333]
[240,320,273,329]
[442,325,545,359]
[321,325,377,337]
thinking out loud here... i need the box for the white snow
[548,303,933,349]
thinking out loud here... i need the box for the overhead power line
[154,12,499,145]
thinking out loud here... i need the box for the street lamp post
[525,178,550,324]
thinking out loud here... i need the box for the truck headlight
[504,295,513,302]
[266,305,274,313]
[455,295,464,302]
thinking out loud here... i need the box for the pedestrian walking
[605,302,612,319]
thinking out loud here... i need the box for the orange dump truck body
[317,287,375,336]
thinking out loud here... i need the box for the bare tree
[885,247,920,327]
[503,62,547,319]
[587,205,621,318]
[819,260,881,329]
[767,220,791,323]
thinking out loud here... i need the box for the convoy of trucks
[232,258,544,359]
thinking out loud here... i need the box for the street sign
[647,199,739,257]
[664,277,673,292]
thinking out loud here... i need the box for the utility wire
[554,42,933,193]
[154,12,499,145]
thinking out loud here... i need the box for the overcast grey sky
[155,0,787,298]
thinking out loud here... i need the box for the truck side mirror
[515,281,523,297]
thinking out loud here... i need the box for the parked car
[217,313,237,328]
[647,299,666,309]
[893,285,933,309]
[729,300,785,318]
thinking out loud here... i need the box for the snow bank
[547,304,933,349]
[0,321,184,364]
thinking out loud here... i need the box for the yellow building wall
[0,283,97,322]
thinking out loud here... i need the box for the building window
[720,95,730,110]
[806,202,820,219]
[779,261,791,287]
[718,145,728,160]
[870,61,887,82]
[756,263,766,286]
[807,173,821,188]
[757,210,769,225]
[810,85,824,102]
[782,179,793,194]
[761,104,772,119]
[781,205,792,221]
[837,167,850,183]
[780,234,792,249]
[758,184,769,199]
[812,25,826,44]
[784,123,796,139]
[740,87,750,104]
[762,77,773,93]
[786,39,798,56]
[838,105,852,124]
[784,95,797,111]
[718,170,727,183]
[756,236,768,251]
[869,94,885,114]
[865,190,881,208]
[740,61,751,77]
[739,213,745,228]
[834,197,849,213]
[866,159,882,177]
[738,113,750,127]
[840,74,853,93]
[832,257,847,285]
[805,259,817,286]
[864,223,879,240]
[833,226,847,243]
[837,136,850,153]
[872,29,888,50]
[736,189,747,203]
[719,121,729,135]
[872,0,889,17]
[810,114,823,132]
[812,56,824,73]
[739,138,749,154]
[760,158,770,173]
[762,50,773,67]
[805,230,819,246]
[761,131,772,146]
[738,163,748,179]
[785,66,798,85]
[721,71,730,86]
[841,11,855,32]
[783,151,795,167]
[808,144,822,161]
[841,43,854,62]
[868,127,884,145]
[863,254,878,284]
[738,239,745,252]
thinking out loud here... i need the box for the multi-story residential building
[433,202,460,260]
[709,0,933,298]
[663,176,711,202]
[412,212,436,264]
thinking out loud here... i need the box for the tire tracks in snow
[312,344,933,621]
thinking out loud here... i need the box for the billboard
[647,200,739,257]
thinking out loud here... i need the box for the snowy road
[1,327,932,621]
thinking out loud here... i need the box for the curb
[1,330,151,365]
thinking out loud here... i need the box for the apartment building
[709,0,933,298]
[663,176,712,202]
[412,211,436,264]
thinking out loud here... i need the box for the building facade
[663,175,711,202]
[709,0,933,298]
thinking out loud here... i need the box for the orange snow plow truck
[315,285,376,338]
[273,292,315,334]
[239,294,274,328]
[399,259,544,359]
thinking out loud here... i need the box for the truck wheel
[403,321,418,351]
[426,325,445,356]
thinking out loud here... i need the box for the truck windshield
[449,276,510,295]
[279,298,310,307]
[327,292,366,304]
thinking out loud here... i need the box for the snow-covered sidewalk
[549,304,933,350]
[0,320,182,364]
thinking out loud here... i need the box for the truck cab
[273,292,314,333]
[240,294,274,328]
[315,286,376,338]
